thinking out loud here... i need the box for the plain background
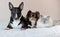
[0,0,60,25]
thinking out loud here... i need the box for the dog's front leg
[7,17,13,29]
[18,21,22,25]
[33,21,37,28]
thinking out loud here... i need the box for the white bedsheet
[0,22,60,37]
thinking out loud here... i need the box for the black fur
[7,2,31,29]
[26,10,40,28]
[18,16,32,29]
[7,2,24,29]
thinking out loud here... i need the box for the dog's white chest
[30,20,35,27]
[10,20,22,28]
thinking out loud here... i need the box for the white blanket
[0,23,60,37]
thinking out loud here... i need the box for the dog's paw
[5,27,11,30]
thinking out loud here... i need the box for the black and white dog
[26,10,40,28]
[6,2,31,30]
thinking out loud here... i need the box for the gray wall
[0,0,60,24]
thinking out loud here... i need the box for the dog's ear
[9,2,13,11]
[26,10,32,18]
[36,11,40,19]
[27,10,32,14]
[19,2,24,10]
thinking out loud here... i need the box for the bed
[0,20,60,37]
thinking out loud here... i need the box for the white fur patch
[37,16,53,28]
[10,20,22,29]
[29,18,36,27]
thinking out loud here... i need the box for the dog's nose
[32,15,34,17]
[15,17,17,20]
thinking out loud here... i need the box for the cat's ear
[40,15,43,18]
[46,16,50,20]
[47,16,50,18]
